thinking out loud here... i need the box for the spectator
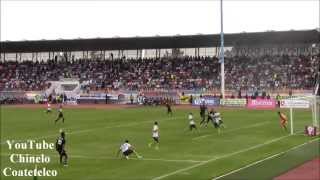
[0,53,318,92]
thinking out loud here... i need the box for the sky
[1,0,319,41]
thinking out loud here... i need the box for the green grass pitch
[1,106,319,180]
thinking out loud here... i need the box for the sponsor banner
[78,93,119,100]
[247,99,276,109]
[26,93,37,100]
[280,99,310,109]
[220,98,246,107]
[65,100,78,105]
[78,96,105,100]
[193,97,220,106]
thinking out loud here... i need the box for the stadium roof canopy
[1,30,319,53]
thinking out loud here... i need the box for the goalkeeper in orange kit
[277,111,288,131]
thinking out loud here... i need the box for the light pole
[220,0,225,99]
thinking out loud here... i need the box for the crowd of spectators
[0,53,319,92]
[224,54,319,91]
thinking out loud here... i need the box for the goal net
[310,96,320,127]
[280,95,319,135]
[45,78,80,104]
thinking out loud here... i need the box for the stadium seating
[0,54,318,92]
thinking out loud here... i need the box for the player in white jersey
[117,140,142,160]
[188,113,198,133]
[213,112,226,134]
[46,103,52,113]
[148,122,160,150]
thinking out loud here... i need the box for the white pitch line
[71,155,204,163]
[0,116,182,145]
[0,153,203,163]
[212,137,320,180]
[152,134,294,180]
[193,121,270,140]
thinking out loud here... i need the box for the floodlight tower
[220,0,225,99]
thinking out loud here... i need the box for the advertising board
[280,99,310,109]
[247,99,276,109]
[220,98,246,107]
[193,97,220,106]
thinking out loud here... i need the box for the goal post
[45,78,81,104]
[310,96,320,127]
[280,96,319,135]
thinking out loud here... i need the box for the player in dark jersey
[205,109,215,127]
[55,105,65,124]
[55,130,68,166]
[199,102,207,126]
[166,102,173,116]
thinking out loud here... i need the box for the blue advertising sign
[193,97,220,106]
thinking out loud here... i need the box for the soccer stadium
[1,1,319,180]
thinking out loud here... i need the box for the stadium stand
[0,54,318,91]
[0,30,319,104]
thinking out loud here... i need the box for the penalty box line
[0,116,183,145]
[193,121,270,140]
[151,133,299,180]
[212,137,320,180]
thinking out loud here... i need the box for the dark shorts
[58,113,64,118]
[190,124,197,130]
[57,148,67,156]
[123,149,133,156]
[153,137,159,143]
